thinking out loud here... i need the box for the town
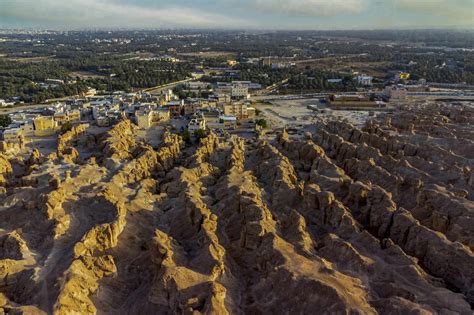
[1,62,473,155]
[0,26,473,315]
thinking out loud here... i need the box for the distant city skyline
[0,0,473,30]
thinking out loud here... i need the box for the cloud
[391,0,474,22]
[0,0,251,29]
[220,0,367,16]
[0,0,472,29]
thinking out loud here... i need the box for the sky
[0,0,473,30]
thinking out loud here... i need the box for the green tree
[0,115,12,128]
[181,129,191,144]
[60,121,73,134]
[256,119,268,128]
[194,128,207,140]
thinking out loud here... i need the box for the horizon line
[1,27,473,33]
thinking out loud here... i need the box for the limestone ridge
[0,104,473,314]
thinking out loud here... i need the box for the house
[247,107,256,119]
[96,116,110,127]
[384,86,407,101]
[328,94,386,109]
[165,100,184,118]
[188,117,206,133]
[223,103,249,120]
[184,100,201,116]
[136,110,153,129]
[191,69,205,79]
[84,87,97,97]
[231,84,249,99]
[205,115,237,130]
[2,128,23,143]
[33,116,57,136]
[19,120,35,136]
[162,90,176,102]
[356,75,373,86]
[220,115,237,129]
[153,108,170,122]
[0,99,14,107]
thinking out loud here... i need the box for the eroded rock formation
[1,105,473,314]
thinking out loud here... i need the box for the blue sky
[0,0,473,30]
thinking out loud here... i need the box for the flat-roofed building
[188,117,206,133]
[231,84,249,99]
[136,110,153,129]
[96,116,110,127]
[165,100,184,118]
[329,94,386,110]
[33,116,57,136]
[223,103,248,120]
[2,128,23,143]
[153,108,170,122]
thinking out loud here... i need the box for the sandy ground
[136,126,165,149]
[25,136,58,156]
[254,99,379,129]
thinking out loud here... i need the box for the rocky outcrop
[1,103,473,313]
[57,124,89,154]
[53,255,116,315]
[102,119,137,160]
[0,153,12,186]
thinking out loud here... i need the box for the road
[141,77,194,95]
[0,77,196,114]
[250,93,330,102]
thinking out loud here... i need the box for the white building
[384,86,407,101]
[356,75,373,86]
[223,103,249,120]
[136,110,153,129]
[153,108,170,122]
[2,128,23,143]
[0,99,14,107]
[231,84,249,99]
[188,117,206,133]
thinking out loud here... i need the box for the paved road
[142,77,194,95]
[250,93,330,102]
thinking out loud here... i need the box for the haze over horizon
[0,0,473,30]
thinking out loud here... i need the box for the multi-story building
[223,103,249,120]
[19,121,35,136]
[184,101,200,116]
[33,116,57,136]
[231,84,249,99]
[54,110,82,126]
[162,89,176,102]
[356,75,373,87]
[188,117,206,133]
[216,94,231,105]
[136,110,153,129]
[2,128,23,143]
[68,110,81,123]
[165,100,184,118]
[384,86,407,101]
[153,108,170,122]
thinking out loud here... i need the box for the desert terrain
[0,102,473,314]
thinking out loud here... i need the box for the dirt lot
[69,71,106,79]
[253,98,377,128]
[177,51,237,58]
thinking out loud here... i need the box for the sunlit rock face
[0,104,473,314]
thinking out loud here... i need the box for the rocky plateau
[0,103,473,314]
